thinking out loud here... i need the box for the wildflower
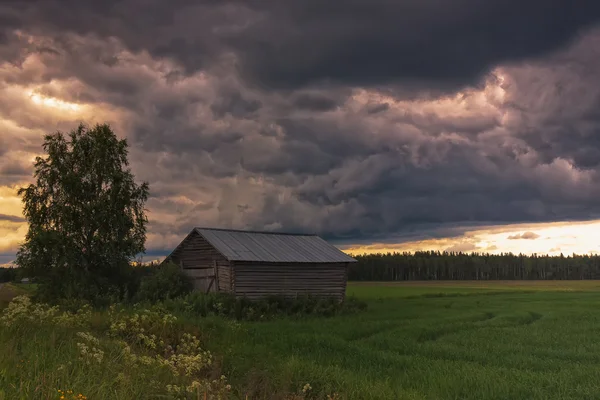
[302,383,312,393]
[76,332,100,345]
[77,342,104,364]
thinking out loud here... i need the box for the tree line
[349,251,600,281]
[0,268,18,283]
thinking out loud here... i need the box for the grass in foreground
[4,281,600,399]
[202,281,600,399]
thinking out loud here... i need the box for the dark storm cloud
[366,103,390,115]
[210,89,261,118]
[224,0,600,90]
[503,33,600,172]
[3,0,600,91]
[292,92,339,112]
[3,1,600,251]
[0,163,29,179]
[0,214,25,223]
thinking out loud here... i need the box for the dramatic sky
[3,1,600,264]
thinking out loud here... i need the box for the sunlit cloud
[0,186,23,216]
[27,90,81,112]
[348,68,507,121]
[344,220,600,256]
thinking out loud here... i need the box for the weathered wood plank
[233,262,348,300]
[166,230,234,293]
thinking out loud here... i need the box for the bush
[0,267,17,283]
[31,261,133,308]
[164,292,367,321]
[135,262,194,303]
[123,264,155,302]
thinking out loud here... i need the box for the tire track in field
[347,322,404,342]
[417,312,496,342]
[524,311,543,325]
[417,311,543,342]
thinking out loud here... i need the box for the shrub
[135,262,194,303]
[0,295,92,328]
[0,267,18,283]
[164,292,367,321]
[31,260,134,308]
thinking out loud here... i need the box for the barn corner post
[230,260,235,295]
[214,259,220,293]
[342,261,349,303]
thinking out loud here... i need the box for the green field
[205,281,600,399]
[4,281,600,399]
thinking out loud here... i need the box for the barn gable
[163,230,231,292]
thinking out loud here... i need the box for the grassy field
[4,281,600,399]
[204,281,600,399]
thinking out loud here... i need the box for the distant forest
[6,252,600,283]
[350,252,600,281]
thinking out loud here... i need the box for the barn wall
[217,265,232,292]
[232,262,348,300]
[168,231,233,293]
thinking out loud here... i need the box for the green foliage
[135,262,194,303]
[16,123,149,304]
[0,298,232,400]
[350,250,600,280]
[163,292,367,321]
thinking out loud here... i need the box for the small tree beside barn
[162,228,357,300]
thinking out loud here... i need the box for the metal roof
[195,227,357,263]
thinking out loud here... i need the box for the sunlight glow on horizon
[343,219,600,257]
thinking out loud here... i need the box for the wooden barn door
[180,260,219,293]
[205,261,219,293]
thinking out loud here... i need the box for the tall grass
[196,283,600,400]
[0,291,352,399]
[4,282,600,399]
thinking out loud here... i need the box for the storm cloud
[2,1,600,255]
[3,1,600,90]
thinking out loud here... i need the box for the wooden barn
[162,227,357,300]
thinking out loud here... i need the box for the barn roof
[194,227,357,263]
